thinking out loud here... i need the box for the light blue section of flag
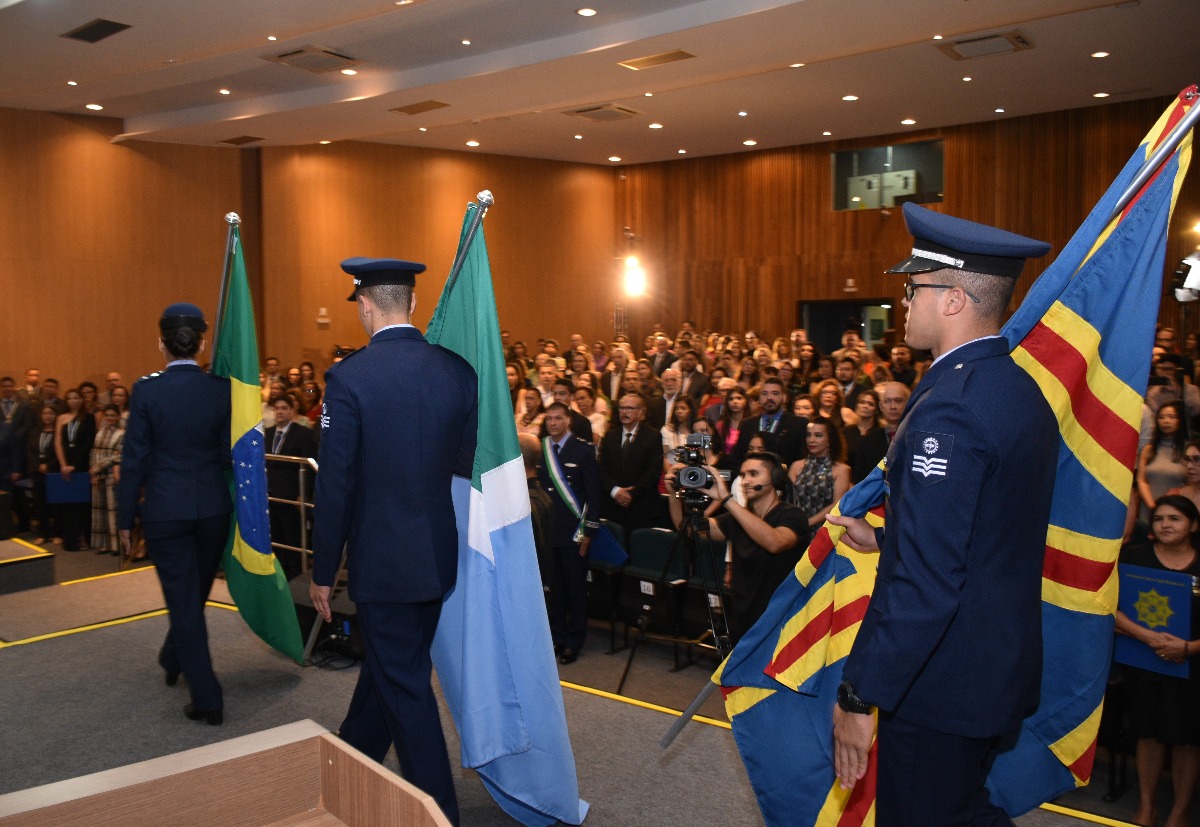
[428,201,586,826]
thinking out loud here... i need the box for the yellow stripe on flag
[230,377,262,447]
[1042,525,1120,615]
[232,523,275,575]
[1050,701,1105,784]
[723,685,775,720]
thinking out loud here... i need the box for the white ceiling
[0,0,1193,165]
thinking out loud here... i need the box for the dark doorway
[800,298,895,356]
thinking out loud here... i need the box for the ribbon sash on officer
[542,437,595,543]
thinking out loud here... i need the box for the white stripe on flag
[468,456,532,564]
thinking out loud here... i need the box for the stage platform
[0,539,54,597]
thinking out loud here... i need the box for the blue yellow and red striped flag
[211,219,305,664]
[716,86,1196,825]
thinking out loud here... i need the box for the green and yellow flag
[211,219,305,664]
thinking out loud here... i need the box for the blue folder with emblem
[1115,563,1193,678]
[44,471,92,504]
[589,524,628,566]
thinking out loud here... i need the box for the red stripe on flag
[831,595,870,636]
[1120,87,1193,222]
[720,686,738,701]
[837,739,878,827]
[807,528,835,570]
[1043,544,1114,592]
[1068,737,1098,783]
[1019,322,1138,464]
[765,601,834,679]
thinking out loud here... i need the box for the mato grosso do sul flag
[426,194,587,827]
[211,213,305,665]
[715,87,1196,826]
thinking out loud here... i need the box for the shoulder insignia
[136,372,162,383]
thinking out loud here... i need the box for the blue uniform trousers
[548,543,589,651]
[876,713,1013,827]
[145,514,228,712]
[339,601,459,826]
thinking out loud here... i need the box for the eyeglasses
[1184,455,1200,465]
[904,281,980,303]
[617,406,641,412]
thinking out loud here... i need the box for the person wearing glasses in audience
[1168,440,1200,516]
[827,203,1058,825]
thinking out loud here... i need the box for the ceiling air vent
[390,100,451,116]
[219,136,265,146]
[618,49,695,71]
[264,46,363,74]
[565,104,640,123]
[61,19,131,44]
[936,30,1033,60]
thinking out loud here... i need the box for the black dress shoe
[558,649,578,665]
[164,669,181,687]
[183,703,223,725]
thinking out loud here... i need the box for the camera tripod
[615,492,733,695]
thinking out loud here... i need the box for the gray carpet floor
[0,538,1147,825]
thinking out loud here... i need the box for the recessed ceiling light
[219,89,231,95]
[1091,51,1109,58]
[995,107,1005,113]
[574,135,582,140]
[790,63,805,68]
[1093,92,1110,98]
[341,69,357,76]
[649,123,663,129]
[418,127,427,132]
[319,140,331,145]
[822,131,832,136]
[933,34,943,40]
[395,0,415,4]
[67,80,77,86]
[461,39,471,46]
[738,111,748,117]
[678,149,686,154]
[608,156,621,162]
[743,140,757,146]
[466,140,480,147]
[644,92,653,97]
[901,119,916,125]
[267,35,277,41]
[842,95,858,102]
[85,103,103,110]
[576,8,597,16]
[851,196,862,202]
[962,77,972,82]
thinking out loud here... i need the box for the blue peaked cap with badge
[886,202,1051,279]
[342,256,426,301]
[159,302,208,331]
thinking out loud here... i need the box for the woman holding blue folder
[1116,494,1200,827]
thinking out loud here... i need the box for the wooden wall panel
[0,108,251,386]
[259,143,618,375]
[623,96,1200,348]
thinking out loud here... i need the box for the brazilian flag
[211,220,304,664]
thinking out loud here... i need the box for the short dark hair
[573,385,595,399]
[759,376,785,392]
[361,283,413,313]
[102,403,120,415]
[552,378,575,393]
[273,395,297,409]
[545,401,570,416]
[837,356,858,368]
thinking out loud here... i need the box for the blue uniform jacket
[311,326,478,604]
[537,434,605,548]
[116,364,233,529]
[841,336,1058,738]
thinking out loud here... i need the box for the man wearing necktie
[730,377,806,468]
[598,393,664,536]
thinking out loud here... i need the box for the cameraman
[666,451,806,640]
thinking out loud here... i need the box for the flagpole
[1107,87,1199,224]
[443,190,494,294]
[211,212,240,358]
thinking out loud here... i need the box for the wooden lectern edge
[0,719,329,818]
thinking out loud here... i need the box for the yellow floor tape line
[0,601,238,648]
[60,565,155,585]
[8,537,51,553]
[559,679,731,730]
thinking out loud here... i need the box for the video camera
[670,433,730,507]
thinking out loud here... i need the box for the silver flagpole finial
[476,190,494,207]
[224,212,241,225]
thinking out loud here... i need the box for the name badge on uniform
[910,430,952,484]
[320,401,330,429]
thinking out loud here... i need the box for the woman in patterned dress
[787,418,851,544]
[89,404,124,554]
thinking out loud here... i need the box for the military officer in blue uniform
[828,203,1059,825]
[310,257,478,827]
[117,303,232,725]
[537,401,604,664]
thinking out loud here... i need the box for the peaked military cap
[342,257,426,301]
[159,302,207,331]
[887,202,1051,279]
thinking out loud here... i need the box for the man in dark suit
[311,257,478,827]
[730,377,806,468]
[677,350,710,402]
[828,203,1058,825]
[538,402,604,665]
[265,395,319,579]
[538,379,593,443]
[598,393,664,536]
[835,357,867,409]
[650,335,678,377]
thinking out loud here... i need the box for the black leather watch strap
[837,680,874,715]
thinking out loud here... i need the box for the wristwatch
[837,680,874,715]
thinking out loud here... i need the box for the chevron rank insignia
[910,430,952,483]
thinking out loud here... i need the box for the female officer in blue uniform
[118,303,232,725]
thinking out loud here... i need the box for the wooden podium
[0,720,452,826]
